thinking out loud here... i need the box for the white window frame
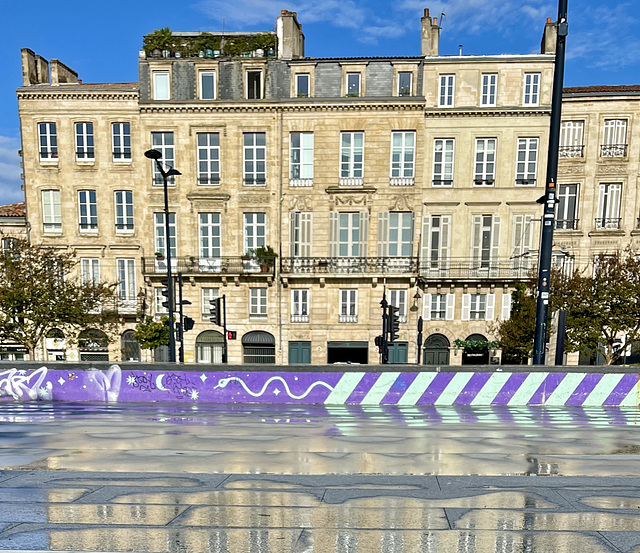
[471,214,501,270]
[153,71,170,100]
[150,132,175,186]
[290,132,314,186]
[243,132,266,186]
[201,287,219,318]
[114,190,134,233]
[397,72,412,96]
[116,259,136,301]
[423,293,455,321]
[474,138,496,185]
[197,132,220,185]
[481,73,497,106]
[199,213,222,262]
[501,293,512,321]
[346,73,361,96]
[421,214,451,272]
[112,122,131,162]
[461,293,495,321]
[390,131,415,185]
[78,190,98,232]
[291,289,309,322]
[75,122,94,161]
[295,73,310,97]
[388,289,407,323]
[596,182,622,229]
[339,289,358,322]
[290,211,313,258]
[250,288,268,318]
[154,212,177,259]
[556,184,579,230]
[559,120,584,158]
[602,119,628,157]
[385,212,413,258]
[244,212,266,253]
[340,131,364,184]
[338,212,361,257]
[42,190,62,233]
[439,74,455,107]
[246,69,263,100]
[523,73,540,106]
[433,139,454,186]
[38,122,58,160]
[199,70,216,100]
[81,258,100,284]
[515,138,539,185]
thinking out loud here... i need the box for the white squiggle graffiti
[213,376,334,400]
[0,367,50,400]
[88,365,122,402]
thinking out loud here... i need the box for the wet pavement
[0,403,640,551]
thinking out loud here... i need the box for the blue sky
[1,0,639,204]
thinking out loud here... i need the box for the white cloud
[0,136,23,205]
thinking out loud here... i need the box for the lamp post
[144,148,181,363]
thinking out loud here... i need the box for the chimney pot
[424,8,429,17]
[433,17,438,25]
[547,17,552,23]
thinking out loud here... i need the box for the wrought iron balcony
[594,218,621,230]
[601,144,627,157]
[280,256,418,275]
[419,258,536,280]
[559,145,584,158]
[142,256,276,276]
[555,219,579,230]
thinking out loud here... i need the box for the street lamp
[144,148,181,363]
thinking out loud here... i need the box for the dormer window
[199,70,216,100]
[398,72,412,96]
[346,73,361,97]
[296,74,309,98]
[153,71,170,100]
[247,70,263,99]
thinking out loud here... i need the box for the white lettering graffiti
[89,365,122,402]
[0,367,50,400]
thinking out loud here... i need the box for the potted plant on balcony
[251,245,277,272]
[154,252,165,261]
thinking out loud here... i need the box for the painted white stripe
[582,374,625,407]
[545,373,587,406]
[507,373,548,405]
[324,372,365,404]
[397,372,439,405]
[434,372,474,405]
[619,376,640,407]
[362,372,401,405]
[470,372,513,406]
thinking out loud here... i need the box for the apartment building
[16,9,563,364]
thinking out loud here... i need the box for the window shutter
[491,216,501,263]
[471,215,482,262]
[301,212,312,257]
[486,293,495,320]
[512,214,524,257]
[328,212,338,257]
[461,293,471,321]
[359,211,369,257]
[446,293,455,320]
[501,293,512,320]
[609,184,622,219]
[523,215,533,252]
[409,211,416,255]
[421,215,431,263]
[377,211,389,257]
[597,184,606,219]
[289,212,296,257]
[441,215,451,268]
[423,293,432,321]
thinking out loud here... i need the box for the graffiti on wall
[0,367,51,400]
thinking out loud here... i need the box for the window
[246,70,263,99]
[199,70,216,100]
[471,215,500,269]
[150,132,175,185]
[42,190,61,232]
[197,132,220,185]
[421,215,451,271]
[559,121,584,158]
[511,214,534,272]
[602,119,628,157]
[462,293,495,321]
[153,71,170,100]
[433,139,454,186]
[75,123,94,160]
[346,73,360,96]
[339,289,357,322]
[291,289,309,322]
[596,183,622,229]
[39,123,57,160]
[296,74,309,97]
[439,74,454,107]
[398,72,412,96]
[114,191,134,232]
[199,213,221,259]
[250,288,267,317]
[378,212,413,258]
[243,132,266,185]
[515,138,538,185]
[201,288,219,318]
[154,212,176,259]
[481,73,497,106]
[390,131,415,185]
[116,259,136,301]
[290,211,312,257]
[388,289,407,323]
[474,138,496,185]
[337,212,361,257]
[78,190,98,232]
[501,293,512,321]
[81,258,100,284]
[523,73,540,106]
[290,132,313,185]
[112,123,131,161]
[244,212,266,253]
[340,131,364,184]
[556,184,579,230]
[424,293,455,321]
[553,253,575,277]
[155,287,169,315]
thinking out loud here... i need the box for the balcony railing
[555,219,579,230]
[601,144,628,157]
[280,256,418,275]
[142,256,276,276]
[419,258,536,280]
[559,145,584,158]
[595,218,621,230]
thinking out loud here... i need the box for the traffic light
[209,297,222,326]
[388,305,400,342]
[160,278,171,310]
[227,330,237,340]
[374,335,384,353]
[183,316,195,332]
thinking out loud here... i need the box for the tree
[133,316,169,351]
[0,237,117,360]
[553,249,640,365]
[493,282,537,364]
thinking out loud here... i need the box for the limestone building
[17,9,564,364]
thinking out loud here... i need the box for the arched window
[242,331,275,364]
[45,328,66,361]
[195,330,224,363]
[423,333,450,365]
[121,330,141,362]
[462,333,489,365]
[78,329,109,361]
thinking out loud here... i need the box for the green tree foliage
[553,249,640,365]
[0,238,117,359]
[133,316,169,351]
[493,282,537,364]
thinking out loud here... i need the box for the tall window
[39,123,57,160]
[199,70,216,100]
[291,289,309,322]
[424,293,455,321]
[42,190,61,232]
[114,191,134,232]
[596,183,622,229]
[339,289,357,322]
[338,213,360,257]
[78,190,98,231]
[433,139,454,186]
[154,213,176,258]
[421,215,451,270]
[296,74,309,97]
[515,138,538,185]
[471,215,500,269]
[378,212,413,257]
[481,73,497,106]
[511,214,534,271]
[474,138,496,185]
[116,259,136,301]
[201,288,219,318]
[246,70,263,99]
[150,132,175,185]
[523,73,540,105]
[75,123,94,160]
[244,212,266,253]
[199,213,221,258]
[81,258,100,284]
[112,123,131,161]
[388,289,407,323]
[153,71,170,100]
[250,288,267,317]
[461,294,495,320]
[290,211,312,257]
[340,132,364,183]
[243,132,266,185]
[390,131,415,184]
[290,132,314,185]
[559,121,584,158]
[602,119,628,157]
[556,184,579,230]
[197,132,220,185]
[439,74,454,107]
[398,72,412,96]
[346,73,361,96]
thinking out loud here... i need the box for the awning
[242,331,275,345]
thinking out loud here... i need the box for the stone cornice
[17,90,138,101]
[425,107,551,117]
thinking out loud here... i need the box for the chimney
[50,59,78,84]
[421,8,440,57]
[541,17,557,54]
[20,49,38,86]
[277,10,305,60]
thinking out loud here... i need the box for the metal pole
[554,308,566,365]
[417,316,423,365]
[161,166,176,363]
[222,294,228,364]
[178,273,184,363]
[380,290,389,364]
[533,0,568,365]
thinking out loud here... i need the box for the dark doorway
[327,341,368,364]
[423,334,450,365]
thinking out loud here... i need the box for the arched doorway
[196,330,224,363]
[462,333,489,365]
[46,328,66,361]
[78,329,109,361]
[121,330,141,362]
[242,331,276,364]
[423,334,450,365]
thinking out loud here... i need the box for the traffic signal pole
[533,0,568,364]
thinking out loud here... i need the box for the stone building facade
[16,9,570,364]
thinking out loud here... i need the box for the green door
[387,342,408,364]
[289,341,311,364]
